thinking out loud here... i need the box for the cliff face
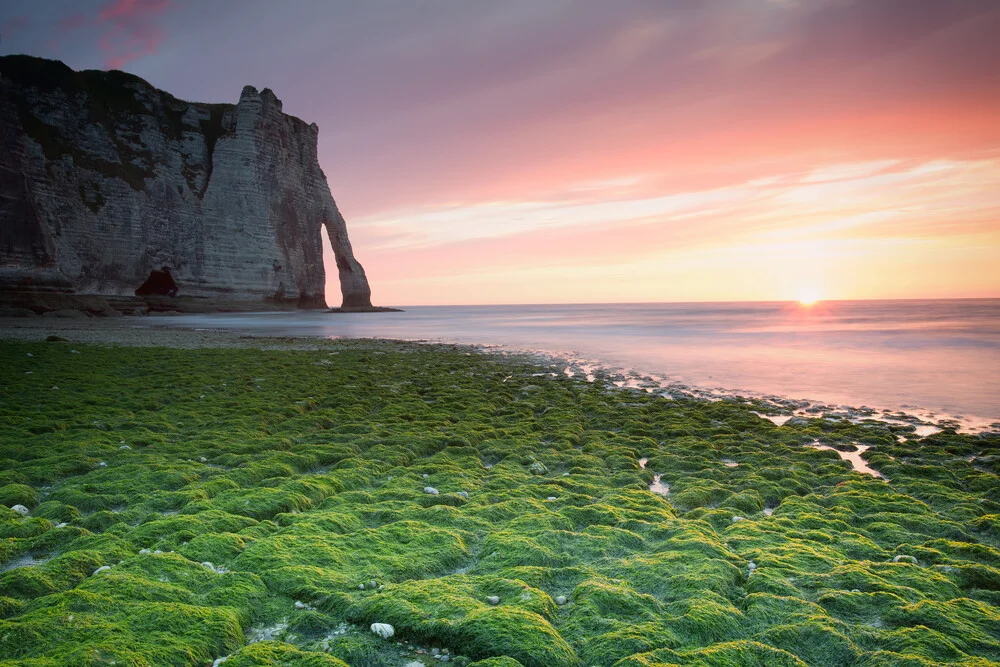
[0,55,372,310]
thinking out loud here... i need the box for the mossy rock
[224,640,349,666]
[0,340,996,665]
[0,484,39,509]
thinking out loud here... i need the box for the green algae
[0,339,997,666]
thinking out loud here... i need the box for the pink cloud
[92,0,170,70]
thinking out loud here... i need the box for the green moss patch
[0,339,997,665]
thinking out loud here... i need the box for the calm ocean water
[154,299,1000,427]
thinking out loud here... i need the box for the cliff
[0,55,372,312]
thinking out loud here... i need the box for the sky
[2,0,999,306]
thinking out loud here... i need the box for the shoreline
[3,314,995,437]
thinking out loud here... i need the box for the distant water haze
[156,299,1000,427]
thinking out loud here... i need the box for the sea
[152,299,1000,432]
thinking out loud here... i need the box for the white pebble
[370,622,394,639]
[120,445,131,450]
[487,595,500,605]
[294,600,308,609]
[94,565,111,575]
[555,595,568,605]
[70,350,79,354]
[10,505,29,516]
[458,491,469,499]
[212,657,230,667]
[424,487,439,496]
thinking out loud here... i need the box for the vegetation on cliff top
[0,339,997,666]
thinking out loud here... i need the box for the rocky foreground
[0,336,998,666]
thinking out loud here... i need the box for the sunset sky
[2,0,999,305]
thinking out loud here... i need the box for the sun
[797,289,821,307]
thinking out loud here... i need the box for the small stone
[26,352,33,356]
[423,473,430,479]
[457,491,469,499]
[892,554,918,565]
[153,550,163,555]
[51,386,58,390]
[70,349,79,354]
[732,516,745,522]
[56,522,67,528]
[369,579,377,589]
[294,600,308,609]
[432,648,440,656]
[359,583,366,590]
[10,505,29,516]
[370,622,394,639]
[200,457,207,462]
[98,461,107,467]
[546,496,557,501]
[529,461,548,475]
[212,657,230,667]
[486,595,500,605]
[94,565,111,575]
[119,444,131,450]
[424,487,439,495]
[555,595,568,605]
[201,562,215,570]
[139,548,151,555]
[439,656,449,662]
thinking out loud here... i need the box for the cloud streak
[52,0,168,69]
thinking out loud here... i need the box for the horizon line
[368,296,1000,308]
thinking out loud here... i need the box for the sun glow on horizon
[798,289,821,307]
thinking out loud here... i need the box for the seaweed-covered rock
[0,340,997,666]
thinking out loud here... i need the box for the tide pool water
[152,299,1000,427]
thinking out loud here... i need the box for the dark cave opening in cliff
[135,266,179,297]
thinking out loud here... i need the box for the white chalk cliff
[0,55,372,310]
